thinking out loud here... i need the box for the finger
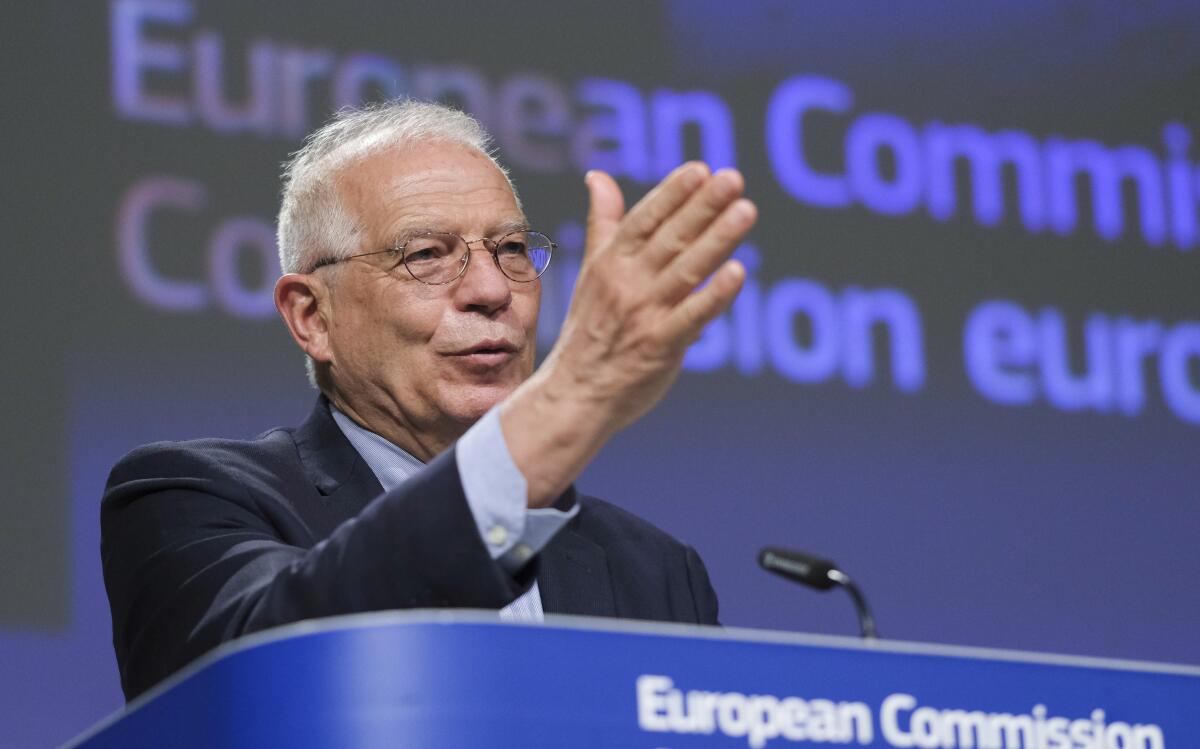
[618,162,710,246]
[644,168,744,270]
[660,259,746,344]
[584,170,625,260]
[652,198,757,306]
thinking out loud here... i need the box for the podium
[69,611,1200,748]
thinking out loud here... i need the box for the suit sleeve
[101,443,523,701]
[684,544,721,625]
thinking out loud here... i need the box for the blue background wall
[3,1,1198,745]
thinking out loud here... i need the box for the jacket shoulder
[104,428,302,501]
[575,494,691,552]
[573,494,719,625]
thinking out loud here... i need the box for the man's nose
[453,245,513,314]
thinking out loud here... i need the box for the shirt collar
[329,407,425,493]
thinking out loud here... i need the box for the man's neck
[324,390,467,463]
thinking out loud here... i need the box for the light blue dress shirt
[330,405,578,621]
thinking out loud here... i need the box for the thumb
[584,170,624,257]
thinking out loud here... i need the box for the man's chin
[442,381,522,425]
[436,354,533,423]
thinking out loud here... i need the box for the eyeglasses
[309,229,556,285]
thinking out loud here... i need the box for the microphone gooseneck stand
[758,546,879,640]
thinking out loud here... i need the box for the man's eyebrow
[389,219,532,243]
[389,225,437,244]
[493,218,532,235]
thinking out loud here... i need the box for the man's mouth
[446,339,520,369]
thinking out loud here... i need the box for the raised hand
[502,163,758,506]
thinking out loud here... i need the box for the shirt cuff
[456,405,578,572]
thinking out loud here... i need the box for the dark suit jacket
[101,397,719,701]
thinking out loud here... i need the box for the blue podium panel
[70,612,1200,748]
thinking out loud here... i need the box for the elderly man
[101,100,756,700]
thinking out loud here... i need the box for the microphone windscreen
[758,546,838,590]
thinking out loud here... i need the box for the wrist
[499,365,611,508]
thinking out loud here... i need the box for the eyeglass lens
[403,231,553,283]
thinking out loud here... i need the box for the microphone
[758,546,879,640]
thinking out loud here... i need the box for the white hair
[275,99,519,388]
[277,99,517,275]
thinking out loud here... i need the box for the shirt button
[486,525,509,546]
[512,543,533,562]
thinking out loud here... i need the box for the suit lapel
[294,396,614,616]
[293,396,384,512]
[538,525,617,618]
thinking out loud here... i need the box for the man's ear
[275,273,333,365]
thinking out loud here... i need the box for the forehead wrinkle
[383,176,519,235]
[341,143,523,250]
[385,214,530,245]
